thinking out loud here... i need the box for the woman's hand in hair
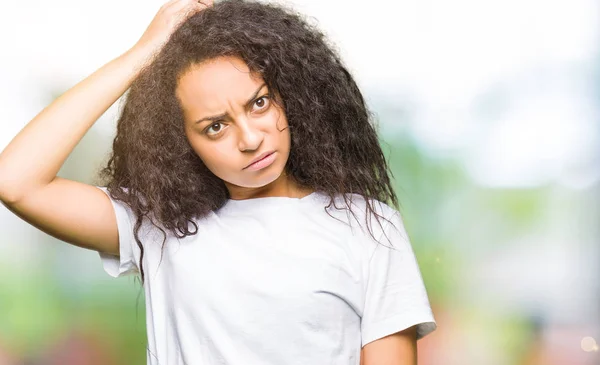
[133,0,213,60]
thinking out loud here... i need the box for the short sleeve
[361,210,437,346]
[96,187,140,278]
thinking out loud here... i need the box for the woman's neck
[226,173,313,201]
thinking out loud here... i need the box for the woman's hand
[132,0,213,59]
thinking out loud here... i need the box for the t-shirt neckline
[226,191,319,205]
[221,191,332,214]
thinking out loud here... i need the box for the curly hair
[100,0,398,284]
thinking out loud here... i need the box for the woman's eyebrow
[194,83,267,125]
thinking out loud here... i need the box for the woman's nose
[237,118,263,152]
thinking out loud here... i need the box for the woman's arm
[0,46,150,203]
[361,326,418,365]
[0,46,150,255]
[0,0,210,254]
[0,0,207,202]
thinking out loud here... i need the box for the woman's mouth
[244,151,276,171]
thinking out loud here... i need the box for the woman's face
[176,56,291,196]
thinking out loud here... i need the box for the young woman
[0,0,436,364]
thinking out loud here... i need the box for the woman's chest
[153,213,366,331]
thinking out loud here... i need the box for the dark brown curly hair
[100,0,398,283]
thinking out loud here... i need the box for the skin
[361,326,418,365]
[177,56,312,200]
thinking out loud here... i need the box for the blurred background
[0,0,598,364]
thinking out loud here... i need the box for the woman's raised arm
[0,0,210,255]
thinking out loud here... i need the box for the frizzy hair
[99,0,398,284]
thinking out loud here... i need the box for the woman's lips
[244,152,276,171]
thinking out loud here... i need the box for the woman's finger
[165,0,204,14]
[160,0,184,11]
[171,0,212,14]
[185,0,213,17]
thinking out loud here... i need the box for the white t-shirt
[98,187,436,365]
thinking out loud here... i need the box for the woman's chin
[225,169,286,191]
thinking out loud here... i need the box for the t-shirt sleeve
[96,187,140,278]
[361,210,437,346]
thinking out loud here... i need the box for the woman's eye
[253,95,270,111]
[205,122,224,136]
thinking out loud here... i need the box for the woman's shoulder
[324,192,398,220]
[315,192,400,240]
[97,186,184,243]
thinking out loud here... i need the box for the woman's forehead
[176,56,266,116]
